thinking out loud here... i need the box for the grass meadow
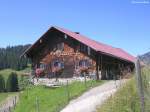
[14,80,104,112]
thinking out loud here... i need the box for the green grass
[0,93,11,103]
[97,78,141,112]
[0,67,31,81]
[0,92,18,104]
[141,67,150,112]
[14,80,104,112]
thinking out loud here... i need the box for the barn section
[22,26,135,80]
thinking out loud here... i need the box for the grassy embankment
[0,67,31,81]
[0,92,17,104]
[14,80,104,112]
[97,68,150,112]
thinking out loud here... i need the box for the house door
[61,56,75,78]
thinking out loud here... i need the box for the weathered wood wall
[31,30,97,78]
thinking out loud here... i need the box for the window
[64,34,67,39]
[80,44,84,51]
[83,45,87,52]
[88,47,91,55]
[80,43,88,53]
[79,60,90,67]
[57,43,64,51]
[40,63,46,69]
[54,61,59,67]
[53,61,64,68]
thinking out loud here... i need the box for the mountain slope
[139,52,150,65]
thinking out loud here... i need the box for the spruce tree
[6,72,19,92]
[0,75,5,92]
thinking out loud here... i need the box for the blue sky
[0,0,150,56]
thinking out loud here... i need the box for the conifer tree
[0,75,5,92]
[0,45,31,70]
[6,72,19,92]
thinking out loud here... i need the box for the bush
[19,75,29,91]
[0,74,5,92]
[6,72,19,92]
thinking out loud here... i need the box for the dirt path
[61,80,128,112]
[0,94,19,112]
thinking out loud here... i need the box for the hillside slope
[0,44,31,70]
[139,52,150,65]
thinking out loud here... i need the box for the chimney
[75,32,80,34]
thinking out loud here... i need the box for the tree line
[0,44,31,70]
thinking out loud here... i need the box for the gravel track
[61,80,127,112]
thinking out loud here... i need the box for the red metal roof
[53,26,135,63]
[23,26,135,63]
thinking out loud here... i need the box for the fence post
[35,96,39,112]
[90,79,93,87]
[14,96,16,109]
[135,58,145,112]
[9,106,11,112]
[66,80,70,102]
[84,72,87,88]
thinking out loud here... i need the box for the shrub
[19,75,29,90]
[6,72,19,92]
[0,74,5,92]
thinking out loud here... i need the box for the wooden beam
[96,53,100,80]
[100,54,106,80]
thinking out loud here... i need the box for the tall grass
[142,67,150,112]
[97,78,140,112]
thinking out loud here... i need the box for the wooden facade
[23,26,135,80]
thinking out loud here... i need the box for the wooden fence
[0,95,19,112]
